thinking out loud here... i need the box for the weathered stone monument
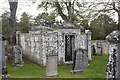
[85,30,92,61]
[12,45,24,67]
[46,50,58,77]
[12,31,24,67]
[71,48,88,75]
[106,30,120,79]
[0,34,10,78]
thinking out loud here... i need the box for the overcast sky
[0,0,118,21]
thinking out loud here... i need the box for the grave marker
[46,50,58,77]
[71,48,88,75]
[12,31,24,67]
[12,45,24,67]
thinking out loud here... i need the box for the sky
[0,0,118,21]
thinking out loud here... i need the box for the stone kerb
[106,30,120,79]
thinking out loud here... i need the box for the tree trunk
[9,1,18,45]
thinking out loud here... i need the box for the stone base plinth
[12,63,24,67]
[1,74,10,78]
[71,70,83,75]
[46,74,58,78]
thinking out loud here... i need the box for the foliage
[90,14,117,40]
[34,12,57,26]
[37,1,94,27]
[7,56,108,78]
[2,12,11,39]
[18,12,31,33]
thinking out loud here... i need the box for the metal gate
[65,35,75,61]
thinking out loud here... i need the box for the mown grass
[7,56,108,78]
[92,40,107,44]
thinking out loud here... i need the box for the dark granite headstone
[91,44,96,55]
[71,48,88,75]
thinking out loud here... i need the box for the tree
[91,0,120,29]
[112,0,120,28]
[38,1,93,25]
[2,12,11,39]
[8,0,18,45]
[90,14,117,40]
[18,12,31,33]
[34,12,56,26]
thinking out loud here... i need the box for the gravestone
[71,48,88,75]
[12,31,24,67]
[0,34,10,78]
[46,50,58,77]
[106,30,120,79]
[12,45,24,67]
[91,44,96,55]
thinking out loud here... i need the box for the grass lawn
[7,56,108,78]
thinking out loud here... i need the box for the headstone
[91,44,96,55]
[12,31,24,67]
[12,45,24,67]
[71,48,88,75]
[0,34,10,78]
[106,30,120,79]
[46,50,58,77]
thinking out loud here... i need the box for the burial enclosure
[18,23,92,67]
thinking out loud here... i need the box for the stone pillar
[71,48,88,75]
[0,34,10,78]
[46,50,58,77]
[106,30,120,79]
[85,30,92,61]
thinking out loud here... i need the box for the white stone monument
[46,50,58,77]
